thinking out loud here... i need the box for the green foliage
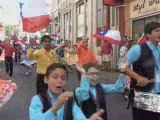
[4,25,20,38]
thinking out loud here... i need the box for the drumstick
[136,79,155,86]
[148,79,155,83]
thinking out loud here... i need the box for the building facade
[124,0,160,39]
[51,0,124,68]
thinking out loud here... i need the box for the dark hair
[144,22,160,35]
[83,62,98,72]
[46,63,68,77]
[77,62,99,82]
[41,35,51,42]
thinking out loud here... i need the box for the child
[20,44,36,75]
[29,63,104,120]
[75,62,125,119]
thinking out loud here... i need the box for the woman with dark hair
[75,62,125,119]
[29,63,104,120]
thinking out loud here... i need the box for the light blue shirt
[29,91,89,120]
[75,75,125,103]
[125,41,160,93]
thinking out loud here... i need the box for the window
[110,7,117,28]
[69,10,72,40]
[97,0,102,28]
[132,15,160,39]
[132,19,145,39]
[64,13,69,40]
[96,0,103,47]
[77,3,84,15]
[145,16,157,25]
[77,3,85,38]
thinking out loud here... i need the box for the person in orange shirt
[77,37,97,67]
[77,37,98,80]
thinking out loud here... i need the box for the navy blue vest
[39,92,74,120]
[131,43,156,92]
[80,83,107,120]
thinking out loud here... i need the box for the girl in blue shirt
[75,63,125,119]
[29,63,104,120]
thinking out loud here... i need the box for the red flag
[19,0,51,32]
[137,34,148,44]
[22,15,51,32]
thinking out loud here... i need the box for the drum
[134,91,160,113]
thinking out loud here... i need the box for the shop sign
[130,0,160,18]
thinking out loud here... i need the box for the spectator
[102,41,112,71]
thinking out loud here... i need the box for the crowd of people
[0,21,160,120]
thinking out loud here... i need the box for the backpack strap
[38,92,52,113]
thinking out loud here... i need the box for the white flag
[0,0,20,25]
[19,0,51,32]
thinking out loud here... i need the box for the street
[0,0,159,120]
[0,64,132,120]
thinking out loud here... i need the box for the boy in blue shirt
[75,62,125,120]
[119,22,160,120]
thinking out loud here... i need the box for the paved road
[0,64,133,120]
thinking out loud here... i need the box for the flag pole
[137,33,144,44]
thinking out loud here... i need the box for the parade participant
[0,70,17,108]
[102,41,112,71]
[20,44,36,75]
[118,40,130,99]
[75,62,125,119]
[64,41,78,66]
[77,37,98,67]
[27,35,59,94]
[119,22,160,120]
[0,40,15,77]
[29,63,104,120]
[14,42,22,64]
